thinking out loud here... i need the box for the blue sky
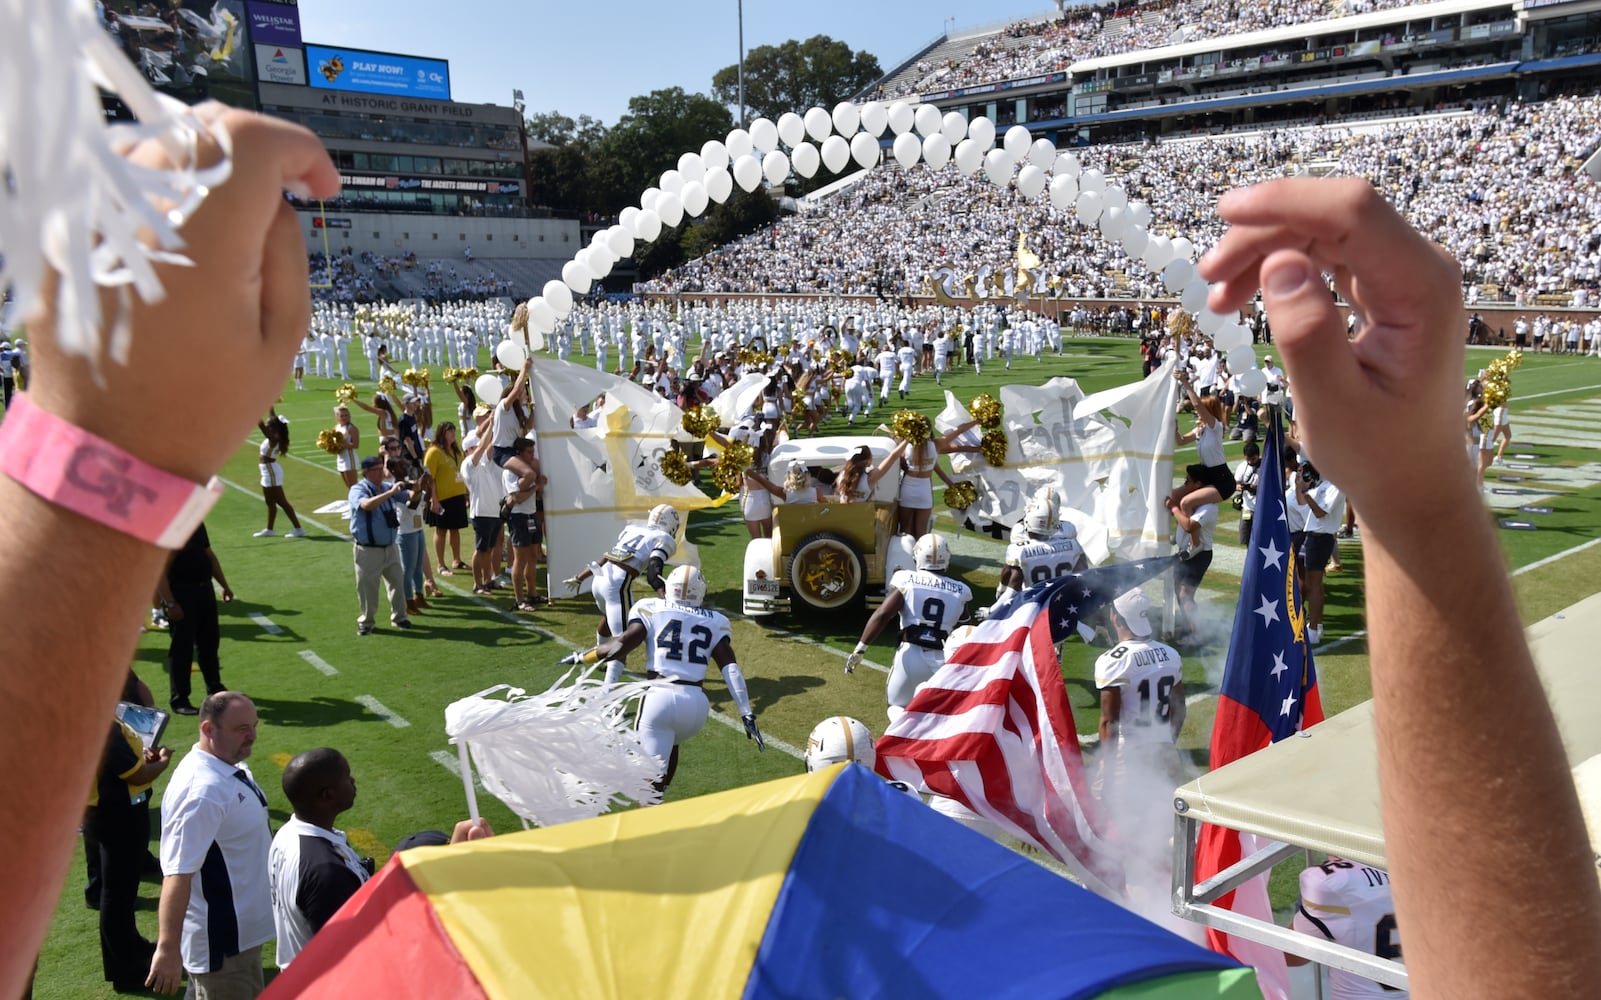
[297,1,1059,123]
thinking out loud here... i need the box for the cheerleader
[255,411,305,538]
[333,405,360,487]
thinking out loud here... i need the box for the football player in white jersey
[577,566,763,793]
[1288,858,1408,999]
[564,504,681,686]
[1093,588,1186,776]
[803,716,877,772]
[987,489,1087,616]
[845,534,972,719]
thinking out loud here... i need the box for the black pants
[85,801,155,983]
[167,581,222,705]
[1,376,13,409]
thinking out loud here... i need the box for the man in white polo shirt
[269,749,369,969]
[147,693,273,998]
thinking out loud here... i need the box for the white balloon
[543,279,574,316]
[605,225,634,258]
[1099,204,1129,240]
[914,103,942,138]
[1227,345,1257,374]
[804,106,833,143]
[1128,201,1152,228]
[655,191,683,228]
[584,249,614,280]
[639,186,660,212]
[588,234,615,264]
[921,133,951,171]
[1075,189,1104,224]
[680,180,709,217]
[1162,258,1195,294]
[1179,278,1208,314]
[1102,185,1128,212]
[1049,173,1078,209]
[940,111,967,145]
[529,296,557,333]
[887,101,914,135]
[528,329,547,353]
[658,169,683,195]
[1027,138,1056,169]
[633,208,662,242]
[777,112,805,148]
[967,116,996,150]
[618,206,641,231]
[562,259,593,295]
[820,134,851,173]
[954,137,985,175]
[676,153,705,184]
[984,148,1014,186]
[1079,168,1105,194]
[1197,308,1226,335]
[892,132,921,170]
[1016,163,1047,200]
[860,101,887,136]
[1171,237,1195,262]
[831,101,860,136]
[1120,225,1148,259]
[475,373,504,406]
[733,154,762,192]
[1233,367,1268,397]
[1003,125,1032,158]
[495,339,526,370]
[726,128,753,159]
[700,140,728,173]
[850,132,879,170]
[790,142,820,179]
[1212,322,1252,353]
[1053,151,1081,177]
[762,150,790,186]
[1143,235,1174,271]
[704,167,733,204]
[749,117,778,153]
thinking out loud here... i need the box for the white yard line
[1515,383,1601,403]
[248,613,284,635]
[707,710,805,760]
[355,694,411,729]
[1512,537,1601,577]
[430,749,486,790]
[298,650,339,677]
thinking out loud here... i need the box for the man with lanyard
[348,456,412,636]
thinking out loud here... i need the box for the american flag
[875,557,1176,897]
[1194,406,1324,1000]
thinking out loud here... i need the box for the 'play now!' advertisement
[305,43,450,100]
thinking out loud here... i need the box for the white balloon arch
[505,98,1266,394]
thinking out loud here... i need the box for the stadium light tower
[737,0,746,126]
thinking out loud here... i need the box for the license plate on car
[750,579,780,596]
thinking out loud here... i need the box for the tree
[524,110,607,148]
[599,88,734,214]
[712,35,882,123]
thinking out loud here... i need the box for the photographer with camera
[1232,440,1262,545]
[347,456,413,636]
[1294,459,1343,645]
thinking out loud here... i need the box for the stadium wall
[299,213,581,259]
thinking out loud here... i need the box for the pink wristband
[0,393,223,549]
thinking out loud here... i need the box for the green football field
[31,335,1601,998]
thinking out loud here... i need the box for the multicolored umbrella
[265,765,1260,999]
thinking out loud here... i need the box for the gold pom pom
[944,481,978,511]
[680,405,719,440]
[712,441,755,494]
[828,349,855,377]
[891,410,932,446]
[378,376,398,398]
[334,383,357,404]
[980,429,1008,467]
[661,450,694,487]
[402,368,430,388]
[317,428,347,454]
[969,393,1003,430]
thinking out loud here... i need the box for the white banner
[529,358,729,591]
[708,371,770,427]
[936,359,1180,563]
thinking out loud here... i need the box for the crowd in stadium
[645,90,1601,307]
[886,0,1429,98]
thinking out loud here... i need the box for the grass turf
[30,337,1601,997]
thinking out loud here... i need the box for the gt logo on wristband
[0,394,223,549]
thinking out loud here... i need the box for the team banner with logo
[936,359,1180,563]
[528,357,726,591]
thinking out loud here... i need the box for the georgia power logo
[319,53,345,84]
